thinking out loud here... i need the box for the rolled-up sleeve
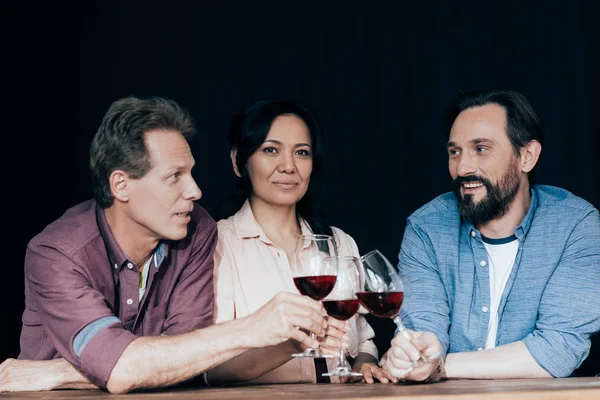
[162,220,218,335]
[398,219,451,357]
[26,243,138,388]
[522,210,600,377]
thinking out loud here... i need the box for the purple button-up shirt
[18,199,217,388]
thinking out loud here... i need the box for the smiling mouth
[463,182,483,189]
[273,182,298,188]
[175,212,190,218]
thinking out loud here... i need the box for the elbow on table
[105,373,136,394]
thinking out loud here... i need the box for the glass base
[322,367,363,377]
[292,348,333,358]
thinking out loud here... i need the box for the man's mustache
[454,175,487,185]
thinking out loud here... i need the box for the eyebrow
[264,139,312,148]
[447,138,496,148]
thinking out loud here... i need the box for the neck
[249,196,301,242]
[104,206,159,267]
[477,181,531,239]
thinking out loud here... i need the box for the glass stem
[310,332,316,349]
[338,348,349,369]
[393,315,410,339]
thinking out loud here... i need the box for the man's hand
[382,329,443,382]
[0,358,95,392]
[242,291,328,349]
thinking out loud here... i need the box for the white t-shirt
[482,234,519,349]
[138,254,154,301]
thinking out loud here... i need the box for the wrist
[425,356,445,383]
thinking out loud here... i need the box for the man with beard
[381,89,600,381]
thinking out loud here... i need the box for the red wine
[323,299,360,320]
[356,292,404,318]
[293,275,337,300]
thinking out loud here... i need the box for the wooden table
[2,378,598,399]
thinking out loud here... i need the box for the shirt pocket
[142,302,168,336]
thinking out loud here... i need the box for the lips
[273,181,299,189]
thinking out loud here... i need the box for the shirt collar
[232,199,312,245]
[514,187,538,240]
[96,202,169,271]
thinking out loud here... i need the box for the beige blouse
[213,200,378,384]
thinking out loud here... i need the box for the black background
[4,1,599,374]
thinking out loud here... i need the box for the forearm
[107,316,256,393]
[444,341,552,379]
[52,359,97,390]
[206,340,302,385]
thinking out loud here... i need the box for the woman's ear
[230,148,242,178]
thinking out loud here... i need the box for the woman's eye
[296,149,310,156]
[263,147,277,153]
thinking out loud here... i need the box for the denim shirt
[397,185,600,378]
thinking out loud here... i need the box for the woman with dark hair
[207,99,394,385]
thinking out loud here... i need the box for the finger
[382,369,399,383]
[325,316,348,332]
[323,324,345,340]
[389,344,413,367]
[361,365,374,384]
[288,315,326,337]
[349,375,365,383]
[279,292,326,314]
[318,346,339,357]
[405,361,434,382]
[283,302,328,325]
[289,327,318,348]
[383,362,410,380]
[367,366,391,384]
[391,334,420,363]
[339,376,349,384]
[317,335,342,350]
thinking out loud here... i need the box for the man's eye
[449,149,461,157]
[169,173,180,181]
[476,146,488,153]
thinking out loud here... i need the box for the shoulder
[189,203,217,234]
[28,199,100,256]
[330,226,360,257]
[407,192,461,228]
[534,185,598,216]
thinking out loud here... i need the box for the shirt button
[126,299,134,305]
[480,260,487,267]
[127,262,134,269]
[477,347,483,351]
[114,264,118,270]
[482,306,489,313]
[470,231,476,238]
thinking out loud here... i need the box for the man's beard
[453,163,521,227]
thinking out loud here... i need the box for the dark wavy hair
[90,96,195,208]
[444,89,544,183]
[212,99,332,236]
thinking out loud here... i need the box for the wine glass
[321,256,363,378]
[291,234,338,358]
[357,249,440,371]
